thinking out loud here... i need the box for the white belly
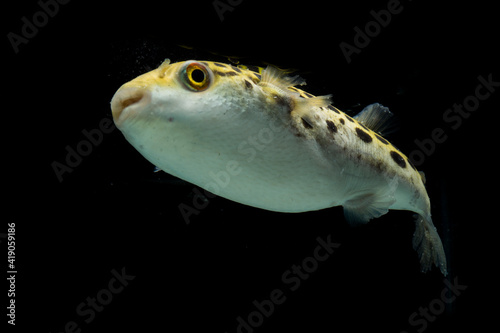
[125,119,348,213]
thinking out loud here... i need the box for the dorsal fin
[259,66,332,114]
[260,65,306,89]
[295,94,333,110]
[354,103,397,136]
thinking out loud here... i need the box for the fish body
[111,59,447,275]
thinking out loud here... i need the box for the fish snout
[110,87,152,127]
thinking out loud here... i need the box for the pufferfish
[110,59,447,275]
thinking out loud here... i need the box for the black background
[4,0,497,332]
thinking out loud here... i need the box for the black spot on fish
[375,133,389,145]
[250,73,261,84]
[244,80,253,89]
[326,120,337,133]
[355,127,372,143]
[359,123,370,131]
[408,157,418,171]
[273,94,294,112]
[226,71,239,76]
[231,66,242,73]
[339,118,345,125]
[214,63,226,68]
[214,70,226,77]
[304,92,314,98]
[346,115,355,123]
[301,117,314,129]
[327,105,340,114]
[373,160,384,173]
[390,151,406,168]
[246,65,260,73]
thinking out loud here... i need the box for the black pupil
[191,69,205,83]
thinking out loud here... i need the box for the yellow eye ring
[181,62,211,92]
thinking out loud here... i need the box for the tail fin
[412,214,448,276]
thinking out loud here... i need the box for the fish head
[111,59,233,129]
[110,59,281,182]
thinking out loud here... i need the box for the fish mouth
[110,87,152,127]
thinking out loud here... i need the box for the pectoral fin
[342,176,398,225]
[343,191,396,225]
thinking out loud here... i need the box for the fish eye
[181,62,211,92]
